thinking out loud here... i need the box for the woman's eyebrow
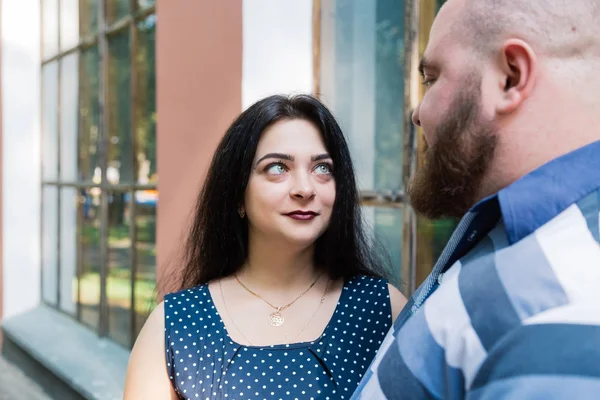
[255,153,294,165]
[311,154,331,162]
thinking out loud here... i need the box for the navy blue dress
[164,275,392,400]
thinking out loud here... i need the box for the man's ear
[495,39,537,114]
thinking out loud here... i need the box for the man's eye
[422,78,435,87]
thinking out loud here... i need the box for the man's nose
[411,106,421,127]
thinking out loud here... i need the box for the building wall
[156,0,315,293]
[155,0,243,291]
[1,0,42,320]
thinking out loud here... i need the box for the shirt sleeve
[467,319,600,400]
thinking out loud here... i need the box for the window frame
[40,0,156,348]
[313,0,434,296]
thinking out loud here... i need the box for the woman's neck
[239,235,321,290]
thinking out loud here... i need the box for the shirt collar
[494,140,600,244]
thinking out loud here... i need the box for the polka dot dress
[164,275,392,400]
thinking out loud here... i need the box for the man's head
[409,0,600,219]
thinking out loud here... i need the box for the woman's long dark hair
[169,94,389,292]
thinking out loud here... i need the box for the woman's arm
[388,283,408,323]
[123,302,178,400]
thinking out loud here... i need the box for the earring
[238,208,245,218]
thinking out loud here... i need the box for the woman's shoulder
[163,283,208,303]
[344,274,406,321]
[341,274,391,304]
[163,284,211,320]
[347,275,408,322]
[346,274,389,289]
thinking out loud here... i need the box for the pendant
[269,309,285,327]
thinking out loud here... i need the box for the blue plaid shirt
[352,140,600,399]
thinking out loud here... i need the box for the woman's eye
[266,164,287,175]
[315,164,332,175]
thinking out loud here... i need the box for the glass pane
[42,186,59,305]
[319,0,405,191]
[80,0,99,36]
[363,206,403,290]
[134,190,157,338]
[138,0,155,9]
[136,15,157,184]
[43,0,59,59]
[61,53,79,182]
[107,191,133,347]
[415,217,457,287]
[80,45,101,184]
[60,0,79,50]
[43,62,59,181]
[106,0,130,24]
[108,30,133,184]
[60,187,78,315]
[80,188,101,330]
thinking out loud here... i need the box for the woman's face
[243,118,336,248]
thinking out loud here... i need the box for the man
[352,0,600,398]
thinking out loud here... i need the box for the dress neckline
[204,277,351,350]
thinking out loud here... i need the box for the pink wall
[155,0,242,296]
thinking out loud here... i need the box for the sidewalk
[0,356,52,400]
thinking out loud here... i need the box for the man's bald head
[453,0,600,60]
[413,0,600,214]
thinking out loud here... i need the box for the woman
[124,95,407,400]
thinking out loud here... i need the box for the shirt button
[437,273,444,285]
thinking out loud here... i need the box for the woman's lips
[285,211,318,221]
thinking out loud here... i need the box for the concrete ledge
[0,355,53,399]
[1,305,129,400]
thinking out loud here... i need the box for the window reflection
[42,0,59,59]
[60,0,79,50]
[320,0,406,291]
[80,0,98,37]
[320,0,404,192]
[41,5,157,348]
[60,53,79,182]
[80,188,102,330]
[416,218,457,285]
[80,45,101,183]
[138,0,155,10]
[134,191,157,337]
[42,186,59,306]
[43,62,59,181]
[106,0,130,24]
[60,187,78,315]
[107,191,133,347]
[108,31,133,184]
[136,15,157,184]
[363,206,404,290]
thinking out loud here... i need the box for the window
[41,0,156,348]
[317,0,455,295]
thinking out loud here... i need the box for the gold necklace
[235,272,324,327]
[219,278,330,346]
[284,278,330,344]
[220,279,256,346]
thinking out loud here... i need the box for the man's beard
[407,75,497,220]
